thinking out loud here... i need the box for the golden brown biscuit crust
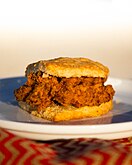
[18,100,113,122]
[26,57,109,78]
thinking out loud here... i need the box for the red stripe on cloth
[115,152,128,165]
[0,128,55,165]
[79,156,94,165]
[0,128,132,165]
[10,139,30,164]
[0,129,15,164]
[93,149,111,165]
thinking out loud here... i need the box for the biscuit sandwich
[14,57,115,121]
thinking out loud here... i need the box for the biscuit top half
[26,57,109,78]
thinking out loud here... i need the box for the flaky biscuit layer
[19,100,113,122]
[26,57,109,78]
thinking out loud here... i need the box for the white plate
[0,77,132,140]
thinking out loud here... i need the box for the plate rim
[0,119,132,135]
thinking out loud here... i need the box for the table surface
[0,128,132,165]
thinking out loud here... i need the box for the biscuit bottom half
[18,100,113,122]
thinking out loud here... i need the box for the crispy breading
[14,73,115,110]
